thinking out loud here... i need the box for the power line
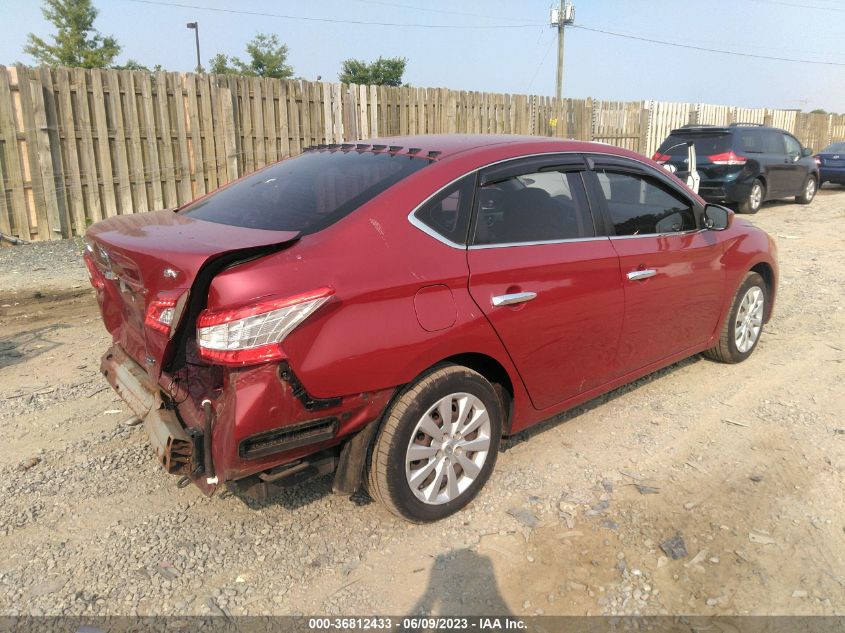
[746,0,845,11]
[122,0,545,29]
[348,0,536,23]
[571,24,845,67]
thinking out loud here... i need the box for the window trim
[584,165,702,238]
[470,167,597,248]
[408,173,477,248]
[406,150,703,247]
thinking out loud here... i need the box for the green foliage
[113,59,163,72]
[810,108,828,115]
[24,0,120,68]
[338,56,407,86]
[209,33,294,79]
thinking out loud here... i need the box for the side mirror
[801,147,813,157]
[703,204,730,231]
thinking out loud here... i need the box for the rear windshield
[658,133,732,156]
[822,142,845,153]
[180,151,430,233]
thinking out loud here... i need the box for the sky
[1,0,844,112]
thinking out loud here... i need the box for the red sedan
[84,135,777,522]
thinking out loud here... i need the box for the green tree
[209,33,294,79]
[24,0,120,68]
[810,108,828,115]
[338,56,407,86]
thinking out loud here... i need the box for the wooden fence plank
[106,71,132,214]
[73,68,102,223]
[184,73,205,197]
[122,71,148,214]
[139,71,163,210]
[219,85,238,182]
[154,71,177,207]
[198,74,218,190]
[17,66,52,239]
[89,69,117,217]
[56,68,85,235]
[0,67,30,238]
[171,73,193,203]
[251,76,266,168]
[37,67,71,237]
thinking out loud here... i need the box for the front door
[466,156,624,410]
[584,162,726,374]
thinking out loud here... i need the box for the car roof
[360,134,638,162]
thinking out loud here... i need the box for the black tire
[738,179,765,214]
[366,364,502,523]
[704,272,768,364]
[795,174,818,204]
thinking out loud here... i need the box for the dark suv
[653,123,819,213]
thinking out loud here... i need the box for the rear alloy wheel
[738,179,764,214]
[795,175,817,204]
[704,272,767,363]
[367,365,502,522]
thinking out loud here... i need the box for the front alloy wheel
[704,271,768,363]
[796,176,817,204]
[367,365,502,522]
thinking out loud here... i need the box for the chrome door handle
[491,291,537,307]
[627,269,657,281]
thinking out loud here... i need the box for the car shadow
[408,548,512,616]
[501,354,702,451]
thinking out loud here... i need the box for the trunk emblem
[163,268,179,279]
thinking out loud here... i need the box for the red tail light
[196,287,334,366]
[652,152,671,164]
[708,151,747,165]
[145,291,189,337]
[83,253,105,290]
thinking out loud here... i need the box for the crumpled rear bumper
[99,345,199,479]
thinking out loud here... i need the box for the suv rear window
[658,133,732,157]
[181,151,429,233]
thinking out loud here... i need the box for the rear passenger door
[584,157,726,374]
[466,155,625,410]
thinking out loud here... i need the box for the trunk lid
[86,209,298,379]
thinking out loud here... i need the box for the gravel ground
[0,187,843,616]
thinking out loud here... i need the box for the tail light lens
[196,287,334,366]
[814,156,822,166]
[708,151,747,165]
[652,152,671,164]
[145,291,189,338]
[83,254,105,290]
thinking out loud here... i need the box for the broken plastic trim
[278,362,342,411]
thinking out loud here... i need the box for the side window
[413,176,474,244]
[783,134,802,157]
[594,170,696,236]
[473,170,595,245]
[736,130,762,153]
[762,130,785,154]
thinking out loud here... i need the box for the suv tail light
[652,152,671,164]
[814,155,822,166]
[708,151,747,165]
[196,288,334,366]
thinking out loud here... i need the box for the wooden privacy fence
[1,64,843,242]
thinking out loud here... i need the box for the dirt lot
[1,187,844,617]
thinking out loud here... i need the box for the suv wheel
[366,365,502,523]
[704,272,767,364]
[738,179,764,214]
[795,175,817,204]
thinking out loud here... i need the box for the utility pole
[186,22,202,73]
[550,1,575,100]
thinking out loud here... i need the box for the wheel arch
[750,261,776,322]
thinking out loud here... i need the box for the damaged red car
[84,135,778,522]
